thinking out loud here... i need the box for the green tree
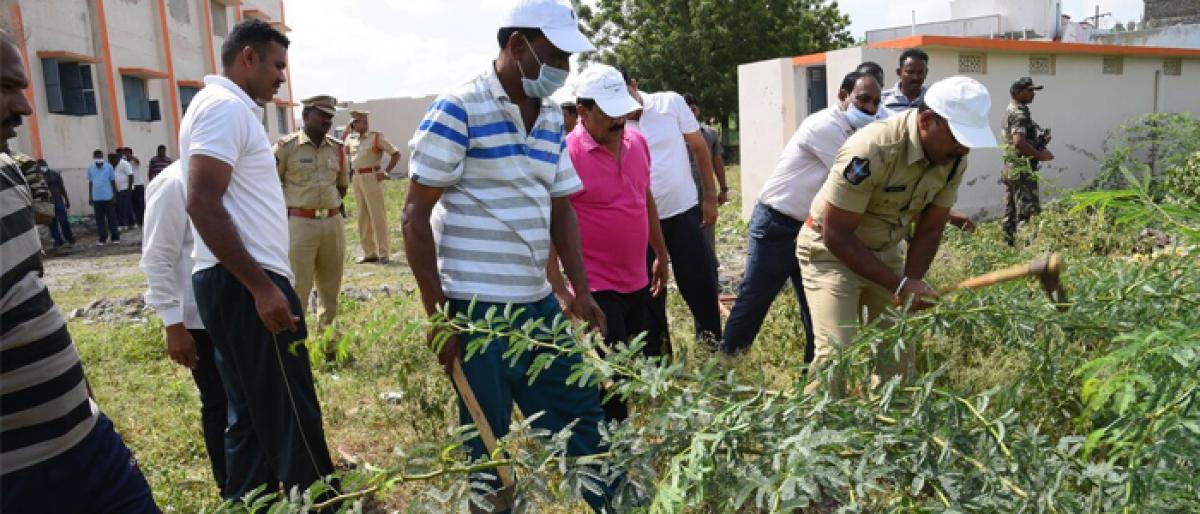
[577,0,853,129]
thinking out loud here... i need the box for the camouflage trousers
[1003,174,1041,245]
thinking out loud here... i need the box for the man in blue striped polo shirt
[403,1,617,510]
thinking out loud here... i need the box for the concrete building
[5,0,297,215]
[330,95,437,179]
[737,35,1200,220]
[866,0,1063,43]
[1094,0,1200,49]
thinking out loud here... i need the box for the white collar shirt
[758,106,855,221]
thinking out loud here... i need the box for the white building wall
[735,58,799,219]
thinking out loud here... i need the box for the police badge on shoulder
[843,157,871,185]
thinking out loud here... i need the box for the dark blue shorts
[1,414,159,513]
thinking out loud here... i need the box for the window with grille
[1029,55,1055,75]
[958,53,986,74]
[1102,56,1123,75]
[1163,58,1182,76]
[41,59,98,116]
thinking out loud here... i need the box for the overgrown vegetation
[66,118,1199,512]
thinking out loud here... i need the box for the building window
[41,59,98,116]
[1163,58,1182,76]
[180,86,201,114]
[211,0,229,36]
[1102,56,1124,75]
[122,76,161,122]
[276,105,288,133]
[1029,55,1056,75]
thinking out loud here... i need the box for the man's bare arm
[401,181,449,316]
[905,204,951,281]
[684,131,718,226]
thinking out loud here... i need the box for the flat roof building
[6,0,297,215]
[737,35,1200,220]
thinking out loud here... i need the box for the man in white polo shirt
[621,69,722,354]
[182,19,335,504]
[404,1,617,510]
[721,71,881,358]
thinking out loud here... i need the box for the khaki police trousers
[288,215,345,328]
[797,226,915,397]
[352,173,389,259]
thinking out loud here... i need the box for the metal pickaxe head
[1030,254,1069,311]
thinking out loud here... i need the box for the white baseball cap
[500,0,596,54]
[922,76,998,148]
[574,64,640,117]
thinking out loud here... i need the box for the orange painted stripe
[35,50,101,64]
[9,4,43,159]
[201,0,217,74]
[118,66,169,79]
[236,1,244,22]
[94,0,123,147]
[280,0,295,132]
[866,35,1200,58]
[178,79,205,88]
[156,0,182,141]
[792,53,827,66]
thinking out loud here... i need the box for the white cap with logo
[500,0,595,54]
[574,64,640,117]
[922,76,998,148]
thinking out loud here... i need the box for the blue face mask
[844,103,878,130]
[516,35,568,98]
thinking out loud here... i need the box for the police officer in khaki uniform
[344,110,400,263]
[798,76,997,397]
[274,95,347,328]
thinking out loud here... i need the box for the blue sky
[286,0,1144,103]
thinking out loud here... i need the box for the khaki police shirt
[344,130,398,171]
[273,131,347,210]
[805,109,967,251]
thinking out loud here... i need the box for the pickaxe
[940,254,1069,311]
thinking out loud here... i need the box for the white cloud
[285,0,1146,102]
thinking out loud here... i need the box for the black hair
[93,149,104,157]
[221,19,290,68]
[575,98,597,110]
[856,61,885,85]
[839,71,866,94]
[496,27,545,49]
[683,94,699,107]
[899,48,929,67]
[157,144,166,151]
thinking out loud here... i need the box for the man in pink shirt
[548,64,669,421]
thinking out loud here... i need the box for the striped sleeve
[549,137,582,198]
[409,95,470,187]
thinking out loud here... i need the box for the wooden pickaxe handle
[940,254,1062,295]
[450,359,515,489]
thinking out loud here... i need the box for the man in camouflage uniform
[1001,77,1054,246]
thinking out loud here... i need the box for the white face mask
[844,103,878,130]
[94,159,105,166]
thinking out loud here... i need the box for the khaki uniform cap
[301,95,338,116]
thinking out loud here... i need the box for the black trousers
[192,265,335,503]
[187,329,229,496]
[593,287,653,421]
[645,205,723,355]
[132,185,146,226]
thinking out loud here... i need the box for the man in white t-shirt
[182,19,335,504]
[721,71,881,357]
[114,149,137,229]
[621,68,722,353]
